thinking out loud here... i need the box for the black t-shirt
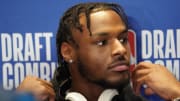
[111,86,147,101]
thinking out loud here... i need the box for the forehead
[90,10,126,35]
[71,10,126,40]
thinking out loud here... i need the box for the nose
[111,39,127,56]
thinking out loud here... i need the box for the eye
[119,37,128,44]
[96,40,108,46]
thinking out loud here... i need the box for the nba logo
[128,29,163,101]
[128,29,136,72]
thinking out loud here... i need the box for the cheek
[78,44,110,64]
[90,48,111,67]
[80,51,107,69]
[78,49,110,76]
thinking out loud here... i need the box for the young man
[19,2,142,101]
[52,2,146,101]
[17,2,180,101]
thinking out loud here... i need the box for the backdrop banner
[1,0,180,101]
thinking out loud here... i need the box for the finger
[36,94,48,101]
[133,75,148,95]
[49,96,55,101]
[40,92,55,101]
[132,68,151,81]
[36,78,53,87]
[43,83,55,97]
[132,63,151,77]
[135,81,143,95]
[136,62,154,70]
[33,83,55,100]
[36,79,55,97]
[38,84,55,100]
[132,69,151,92]
[144,87,154,95]
[35,92,55,101]
[42,96,55,101]
[132,78,136,93]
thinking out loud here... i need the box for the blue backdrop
[0,0,180,101]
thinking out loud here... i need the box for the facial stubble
[77,58,130,90]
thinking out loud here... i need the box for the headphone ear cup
[98,89,119,101]
[65,92,87,101]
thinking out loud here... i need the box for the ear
[61,42,75,63]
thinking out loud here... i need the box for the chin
[115,78,130,89]
[95,75,130,90]
[108,71,130,88]
[109,77,130,89]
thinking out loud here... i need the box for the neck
[70,78,104,101]
[68,64,106,101]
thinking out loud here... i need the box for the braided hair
[51,2,128,101]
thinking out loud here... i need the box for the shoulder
[115,85,148,101]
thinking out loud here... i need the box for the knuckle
[39,86,47,92]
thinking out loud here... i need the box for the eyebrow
[91,29,128,37]
[91,32,109,37]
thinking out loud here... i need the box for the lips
[109,61,129,72]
